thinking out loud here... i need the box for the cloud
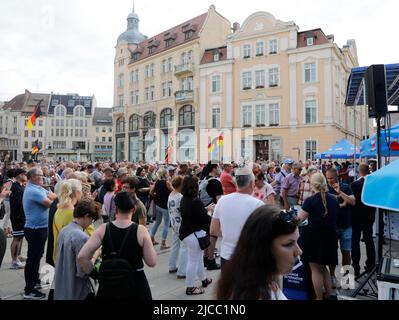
[0,0,398,107]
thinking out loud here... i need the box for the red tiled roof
[297,28,330,48]
[129,12,208,64]
[200,46,227,64]
[2,90,50,114]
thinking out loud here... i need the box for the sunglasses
[277,208,307,227]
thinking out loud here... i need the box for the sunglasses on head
[277,208,307,227]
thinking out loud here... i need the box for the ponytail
[320,191,328,217]
[310,173,329,217]
[57,180,72,208]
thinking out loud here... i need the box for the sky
[0,0,397,108]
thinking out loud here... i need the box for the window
[255,104,265,126]
[150,86,155,100]
[162,82,167,97]
[102,127,106,133]
[32,131,36,138]
[130,71,134,82]
[68,99,74,107]
[53,141,66,149]
[181,77,193,91]
[269,103,280,126]
[305,100,317,124]
[306,37,314,46]
[148,46,156,54]
[305,140,317,160]
[134,90,139,104]
[243,44,251,58]
[60,129,64,136]
[74,106,85,117]
[145,87,150,101]
[256,42,264,56]
[184,30,194,40]
[162,60,167,73]
[269,68,279,87]
[24,130,28,137]
[129,114,140,131]
[212,75,221,93]
[133,52,141,61]
[39,130,42,137]
[24,142,28,149]
[108,127,112,132]
[84,100,90,108]
[52,99,59,106]
[150,64,154,77]
[255,70,265,88]
[145,65,150,78]
[116,117,125,133]
[66,129,68,137]
[179,105,194,127]
[212,108,220,128]
[38,120,43,126]
[304,63,316,82]
[55,129,59,136]
[242,105,252,127]
[55,105,66,117]
[143,112,155,129]
[168,58,173,72]
[167,82,173,97]
[13,128,17,134]
[242,72,252,89]
[134,69,139,81]
[213,53,219,62]
[160,108,174,128]
[109,137,112,142]
[269,39,278,54]
[119,94,124,107]
[118,73,124,87]
[165,38,173,47]
[102,137,106,142]
[70,129,73,136]
[96,137,99,142]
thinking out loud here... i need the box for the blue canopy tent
[360,122,399,157]
[314,138,360,159]
[362,158,399,211]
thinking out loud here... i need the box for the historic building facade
[113,7,364,163]
[92,108,113,161]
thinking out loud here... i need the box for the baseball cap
[167,165,176,171]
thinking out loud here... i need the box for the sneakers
[10,260,25,269]
[23,289,46,300]
[18,256,27,262]
[34,282,44,290]
[206,259,221,271]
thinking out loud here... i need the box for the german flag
[27,100,43,131]
[217,133,224,147]
[31,139,40,156]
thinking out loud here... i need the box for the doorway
[255,140,269,161]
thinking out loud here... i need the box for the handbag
[194,232,210,250]
[147,199,156,219]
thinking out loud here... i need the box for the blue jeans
[150,206,170,241]
[169,230,187,276]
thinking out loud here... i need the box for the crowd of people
[0,155,378,300]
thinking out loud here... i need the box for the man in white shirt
[210,167,264,268]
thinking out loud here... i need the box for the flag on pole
[27,99,43,131]
[31,139,40,156]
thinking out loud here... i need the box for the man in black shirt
[199,162,223,270]
[351,164,376,276]
[9,169,28,269]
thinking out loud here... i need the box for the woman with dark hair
[102,178,117,223]
[216,205,302,300]
[179,175,213,295]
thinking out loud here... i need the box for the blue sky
[0,0,397,107]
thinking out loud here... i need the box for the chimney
[327,34,334,43]
[232,22,240,32]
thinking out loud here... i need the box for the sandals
[202,278,212,288]
[152,241,159,246]
[186,287,205,295]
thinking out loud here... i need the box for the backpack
[199,176,217,206]
[96,223,137,300]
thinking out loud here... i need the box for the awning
[345,63,399,106]
[315,138,360,159]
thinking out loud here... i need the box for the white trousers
[182,230,207,288]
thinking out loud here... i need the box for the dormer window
[149,46,156,54]
[185,30,194,40]
[306,37,314,46]
[165,38,173,47]
[213,53,220,62]
[133,52,141,60]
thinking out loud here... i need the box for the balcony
[175,90,194,104]
[112,106,124,115]
[174,63,194,76]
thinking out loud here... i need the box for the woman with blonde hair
[52,179,94,264]
[298,173,340,300]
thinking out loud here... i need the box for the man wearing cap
[281,163,303,210]
[9,169,28,269]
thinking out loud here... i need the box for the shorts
[337,227,352,251]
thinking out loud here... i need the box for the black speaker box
[366,64,387,118]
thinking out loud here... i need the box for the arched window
[143,111,155,129]
[160,108,174,128]
[55,105,66,117]
[129,114,140,131]
[116,117,125,133]
[74,105,85,117]
[179,105,194,127]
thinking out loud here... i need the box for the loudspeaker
[366,64,387,118]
